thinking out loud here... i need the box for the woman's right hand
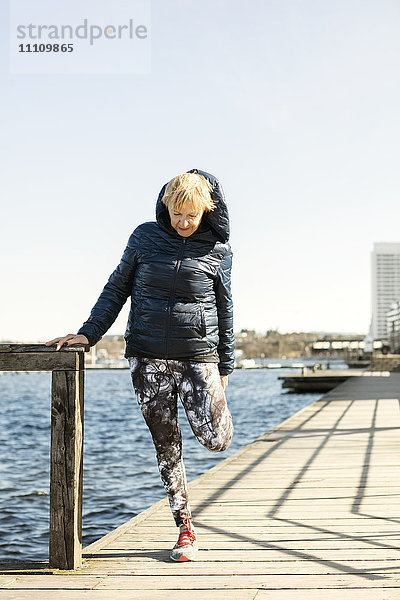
[45,334,89,351]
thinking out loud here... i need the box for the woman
[46,168,234,562]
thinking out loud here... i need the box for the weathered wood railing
[0,343,88,570]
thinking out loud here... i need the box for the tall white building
[371,243,400,339]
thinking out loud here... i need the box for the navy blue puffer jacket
[77,168,234,375]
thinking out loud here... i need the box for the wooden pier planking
[1,374,400,598]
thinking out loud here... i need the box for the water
[0,363,328,561]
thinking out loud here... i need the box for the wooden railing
[0,343,88,570]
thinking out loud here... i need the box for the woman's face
[168,204,204,237]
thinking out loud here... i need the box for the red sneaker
[170,517,198,562]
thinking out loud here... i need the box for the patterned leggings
[128,357,233,526]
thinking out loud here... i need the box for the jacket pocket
[170,302,207,340]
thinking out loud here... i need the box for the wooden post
[0,344,88,570]
[50,352,84,570]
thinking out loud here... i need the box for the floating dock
[1,374,400,598]
[279,369,390,393]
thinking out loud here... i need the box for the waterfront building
[387,301,400,353]
[371,242,400,340]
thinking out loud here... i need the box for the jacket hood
[155,168,230,243]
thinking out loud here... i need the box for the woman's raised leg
[179,362,234,452]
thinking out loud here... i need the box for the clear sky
[2,0,400,343]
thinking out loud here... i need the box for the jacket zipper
[165,238,186,357]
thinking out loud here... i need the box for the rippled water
[0,364,326,561]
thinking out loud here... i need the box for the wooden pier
[1,374,400,598]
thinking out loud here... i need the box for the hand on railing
[45,334,89,351]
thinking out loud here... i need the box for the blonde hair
[162,172,216,213]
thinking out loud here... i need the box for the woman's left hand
[220,375,228,390]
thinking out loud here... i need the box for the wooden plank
[0,350,83,371]
[88,548,400,560]
[116,523,400,534]
[191,484,400,490]
[100,540,400,550]
[190,480,400,488]
[81,559,400,574]
[0,591,257,600]
[93,573,400,589]
[255,591,399,600]
[0,576,17,588]
[4,575,103,589]
[105,524,400,538]
[187,489,400,500]
[7,590,398,600]
[208,463,400,469]
[0,344,89,353]
[100,533,400,547]
[49,368,84,570]
[186,507,400,514]
[148,514,399,523]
